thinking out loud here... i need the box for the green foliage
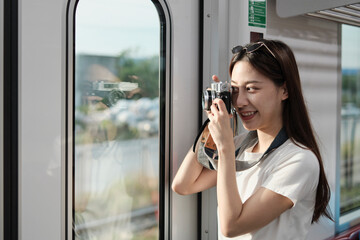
[340,140,360,214]
[341,183,360,213]
[116,50,159,99]
[342,74,360,107]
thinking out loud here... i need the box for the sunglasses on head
[231,42,276,59]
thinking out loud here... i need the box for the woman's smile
[239,110,258,121]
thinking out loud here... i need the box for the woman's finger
[205,109,215,120]
[213,98,227,113]
[210,103,219,115]
[212,75,220,82]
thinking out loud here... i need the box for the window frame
[336,23,360,233]
[65,0,172,239]
[3,0,19,239]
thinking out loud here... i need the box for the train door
[69,1,201,239]
[5,0,202,239]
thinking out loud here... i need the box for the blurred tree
[116,50,159,99]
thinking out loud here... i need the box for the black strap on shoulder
[192,118,210,152]
[234,128,288,171]
[263,127,288,155]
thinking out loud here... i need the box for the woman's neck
[253,126,283,153]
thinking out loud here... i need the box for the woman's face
[231,61,288,134]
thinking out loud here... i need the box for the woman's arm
[208,98,293,237]
[216,146,293,237]
[171,142,217,195]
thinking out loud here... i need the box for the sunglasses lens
[247,43,262,53]
[232,45,244,54]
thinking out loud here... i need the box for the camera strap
[233,128,288,171]
[192,118,210,153]
[193,120,288,171]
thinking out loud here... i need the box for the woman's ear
[281,82,288,101]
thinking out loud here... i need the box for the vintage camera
[202,81,232,113]
[87,81,139,107]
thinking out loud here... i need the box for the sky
[342,24,360,70]
[75,0,160,57]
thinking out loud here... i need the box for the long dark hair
[229,39,332,223]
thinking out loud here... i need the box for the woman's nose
[234,90,249,108]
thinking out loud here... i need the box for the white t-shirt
[218,134,320,240]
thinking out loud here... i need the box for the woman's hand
[206,75,234,152]
[206,97,234,153]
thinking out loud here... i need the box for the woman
[172,39,332,239]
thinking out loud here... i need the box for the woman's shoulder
[277,139,320,171]
[282,140,317,157]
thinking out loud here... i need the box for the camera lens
[102,89,126,107]
[202,90,212,111]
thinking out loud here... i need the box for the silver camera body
[90,81,139,107]
[202,81,232,113]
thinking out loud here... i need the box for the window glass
[73,1,160,239]
[340,24,360,215]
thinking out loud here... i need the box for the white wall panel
[19,0,67,239]
[167,0,199,240]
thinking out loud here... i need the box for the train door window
[339,24,360,229]
[73,1,163,239]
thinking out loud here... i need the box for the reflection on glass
[340,24,360,215]
[73,1,160,239]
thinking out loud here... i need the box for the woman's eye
[246,86,256,92]
[231,86,239,93]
